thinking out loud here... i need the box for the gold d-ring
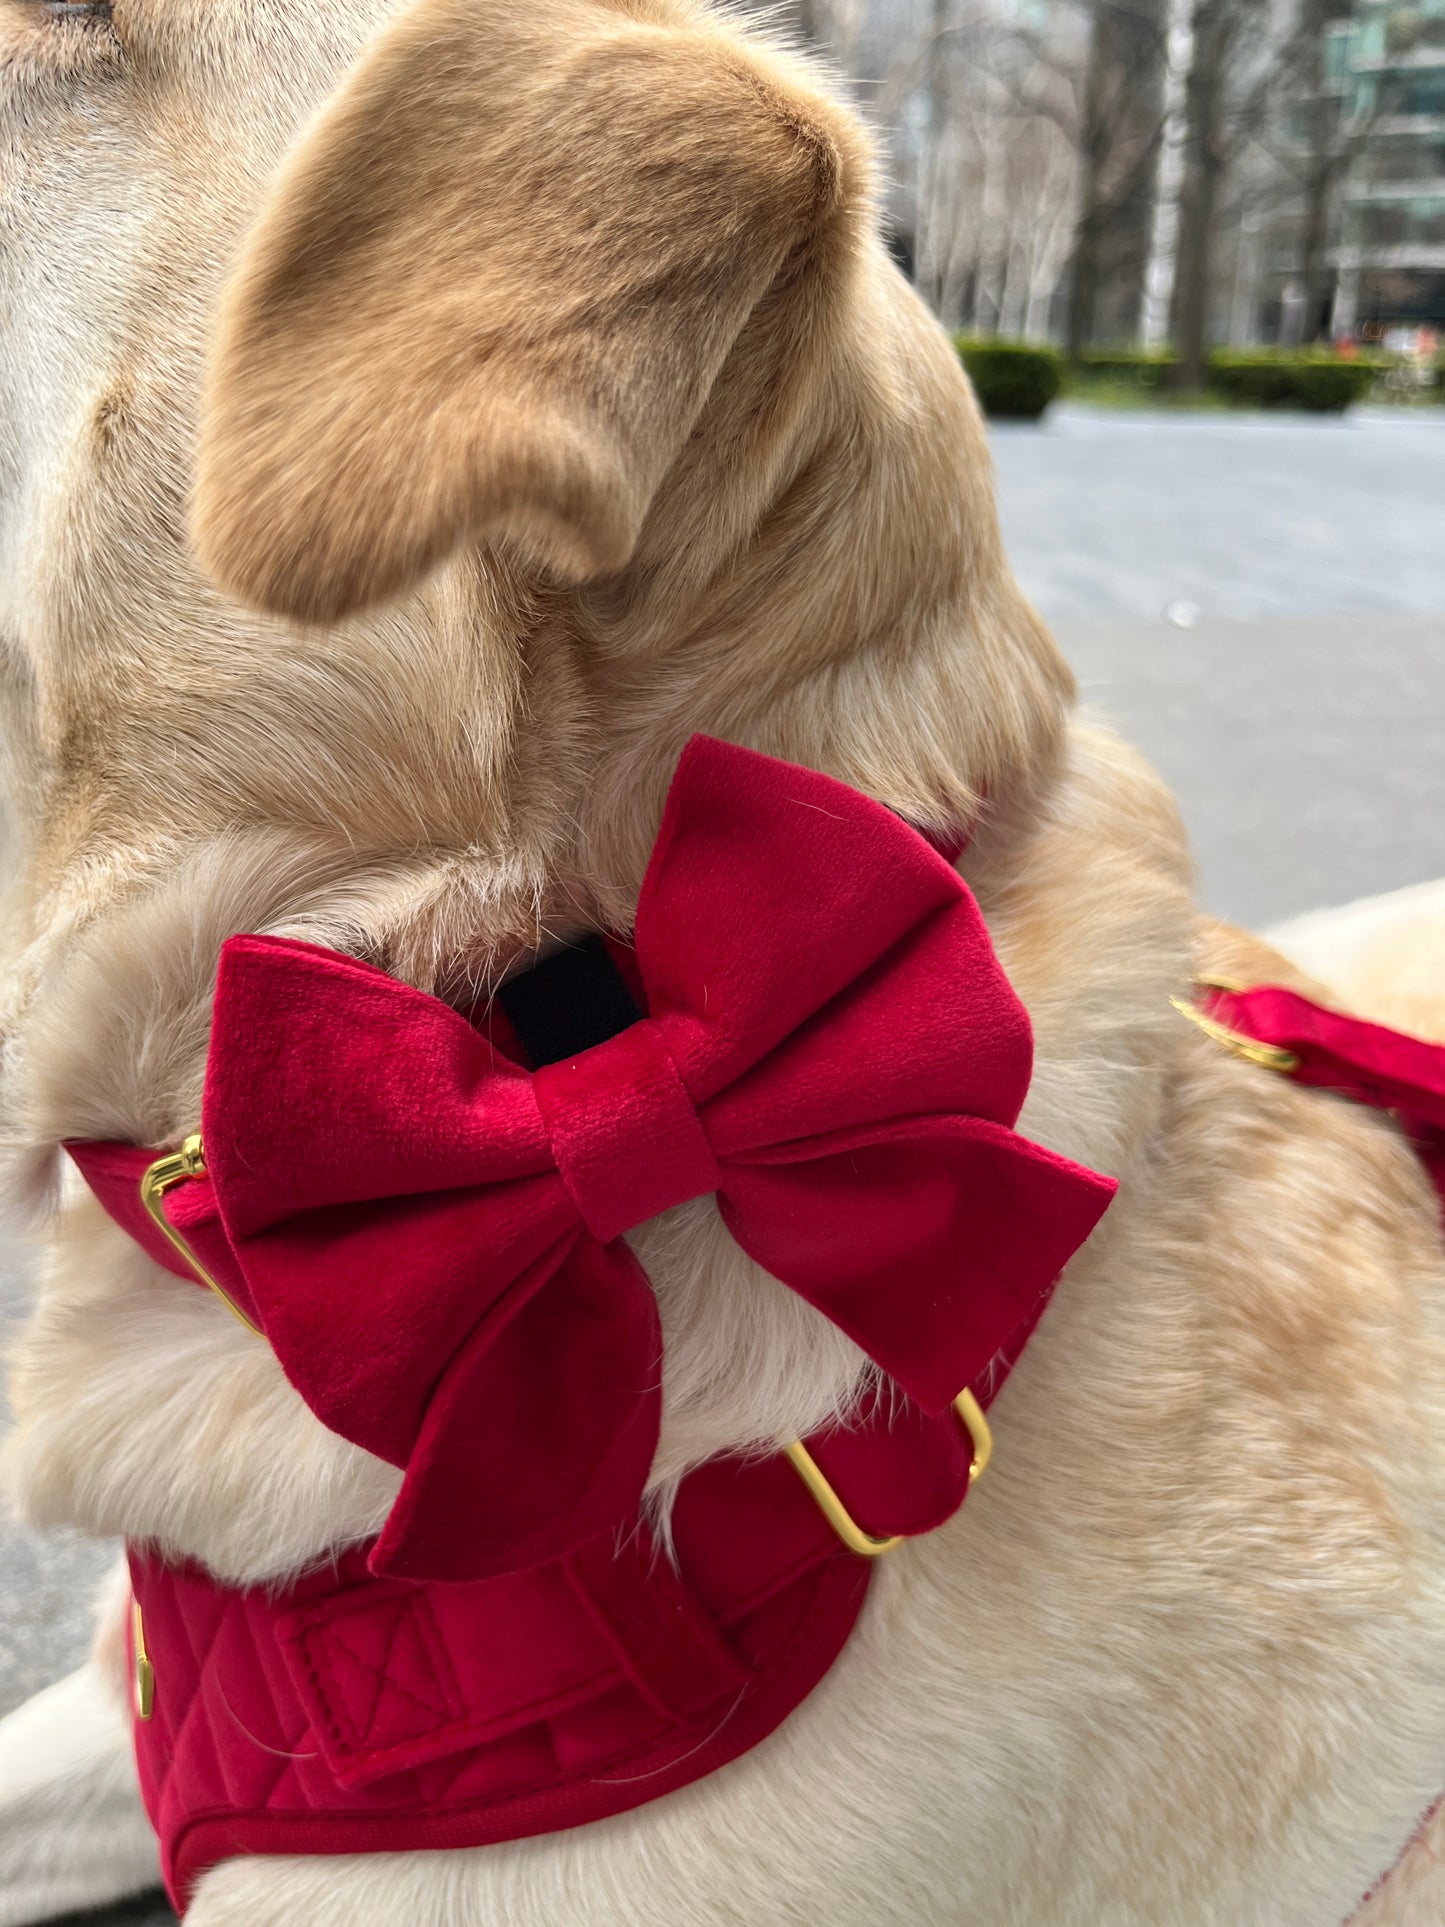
[132,1599,155,1723]
[139,1135,262,1337]
[1170,995,1300,1076]
[785,1389,994,1559]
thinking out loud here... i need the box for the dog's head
[0,0,1068,1059]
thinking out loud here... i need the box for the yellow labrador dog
[1,2,1443,1923]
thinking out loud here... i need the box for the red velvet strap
[561,1531,753,1725]
[1205,985,1445,1206]
[127,1347,1026,1908]
[130,1516,873,1905]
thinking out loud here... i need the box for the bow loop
[534,1020,721,1244]
[637,739,982,1103]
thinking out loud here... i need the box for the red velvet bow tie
[70,738,1115,1583]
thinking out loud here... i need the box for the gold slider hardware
[132,1600,155,1722]
[1170,994,1300,1077]
[785,1389,994,1560]
[139,1133,262,1337]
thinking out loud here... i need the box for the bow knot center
[533,1020,722,1244]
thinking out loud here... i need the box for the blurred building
[782,0,1445,347]
[1332,0,1445,331]
[1263,0,1445,337]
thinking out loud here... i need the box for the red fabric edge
[1346,1793,1445,1922]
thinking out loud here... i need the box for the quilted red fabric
[125,1374,1013,1911]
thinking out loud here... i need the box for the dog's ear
[193,0,858,622]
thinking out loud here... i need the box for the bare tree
[1288,0,1351,334]
[1168,0,1244,385]
[920,0,1167,350]
[1140,0,1194,346]
[914,11,1086,336]
[1166,0,1347,381]
[773,0,1360,359]
[918,0,959,315]
[1264,0,1398,342]
[1064,0,1170,356]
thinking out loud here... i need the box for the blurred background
[774,0,1445,373]
[762,0,1445,928]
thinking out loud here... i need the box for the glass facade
[1331,0,1445,314]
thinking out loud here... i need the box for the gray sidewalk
[995,405,1445,927]
[1060,612,1445,931]
[992,404,1445,624]
[1,406,1442,1925]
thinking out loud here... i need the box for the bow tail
[232,1182,663,1586]
[348,1233,666,1580]
[368,1235,663,1584]
[719,1117,1117,1415]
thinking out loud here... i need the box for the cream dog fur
[0,2,1443,1923]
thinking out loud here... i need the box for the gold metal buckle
[785,1389,994,1560]
[132,1600,155,1722]
[139,1134,262,1337]
[1170,990,1300,1076]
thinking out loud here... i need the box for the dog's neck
[2,246,1062,980]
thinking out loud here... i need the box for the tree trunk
[1299,155,1338,344]
[1169,0,1233,390]
[919,0,953,314]
[1140,0,1197,348]
[1066,3,1112,361]
[1171,153,1222,385]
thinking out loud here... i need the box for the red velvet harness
[61,741,1445,1916]
[117,1389,977,1906]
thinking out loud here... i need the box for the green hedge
[1068,347,1375,411]
[956,340,1062,421]
[1208,352,1375,413]
[955,340,1380,416]
[1073,350,1176,391]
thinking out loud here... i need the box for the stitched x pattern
[296,1594,464,1763]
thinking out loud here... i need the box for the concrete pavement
[1059,613,1445,931]
[992,404,1445,624]
[1,405,1442,1925]
[992,403,1445,929]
